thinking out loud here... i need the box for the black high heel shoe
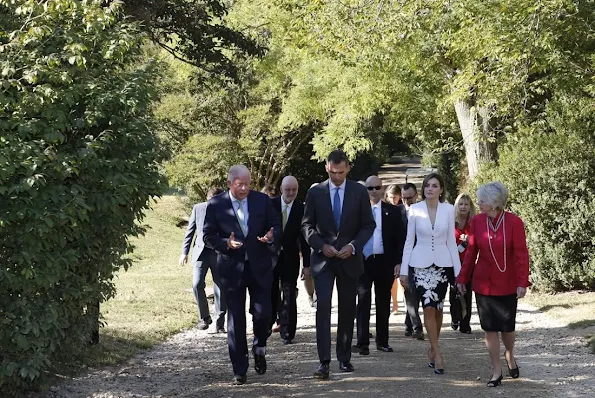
[487,374,503,387]
[507,362,520,378]
[427,348,435,368]
[433,353,445,375]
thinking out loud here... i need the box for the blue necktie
[333,187,341,229]
[363,207,376,258]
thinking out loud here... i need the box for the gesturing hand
[227,232,243,249]
[321,244,338,258]
[336,245,353,259]
[257,227,275,243]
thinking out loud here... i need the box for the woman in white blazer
[400,173,461,375]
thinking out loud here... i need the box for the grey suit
[181,202,226,327]
[302,179,375,363]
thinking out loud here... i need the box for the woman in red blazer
[449,193,476,333]
[456,182,531,387]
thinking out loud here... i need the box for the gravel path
[43,287,595,398]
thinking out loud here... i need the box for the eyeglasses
[367,186,382,191]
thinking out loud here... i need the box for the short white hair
[227,165,250,181]
[477,181,509,210]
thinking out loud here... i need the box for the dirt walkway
[43,288,595,398]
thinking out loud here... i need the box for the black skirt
[475,293,518,332]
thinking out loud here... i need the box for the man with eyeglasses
[352,176,406,355]
[400,182,424,340]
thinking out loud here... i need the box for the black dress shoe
[313,362,330,380]
[460,328,472,334]
[232,374,247,385]
[451,321,460,330]
[351,344,370,355]
[198,318,212,330]
[412,331,425,340]
[376,344,393,352]
[252,346,267,375]
[282,338,292,345]
[339,361,354,372]
[404,330,413,337]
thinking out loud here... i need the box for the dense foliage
[0,1,163,394]
[474,98,595,292]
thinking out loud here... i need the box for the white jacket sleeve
[400,207,416,276]
[447,205,461,276]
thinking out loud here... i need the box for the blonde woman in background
[449,193,476,334]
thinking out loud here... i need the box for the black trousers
[356,255,393,347]
[223,261,272,376]
[270,267,298,341]
[450,282,472,331]
[404,272,423,332]
[314,264,357,363]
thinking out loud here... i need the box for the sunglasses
[367,186,382,191]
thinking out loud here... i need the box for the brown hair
[421,172,446,202]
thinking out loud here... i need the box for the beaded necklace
[487,212,507,273]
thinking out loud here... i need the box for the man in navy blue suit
[203,165,282,385]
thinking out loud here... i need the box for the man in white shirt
[352,176,406,355]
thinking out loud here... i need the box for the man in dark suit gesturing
[203,165,281,385]
[302,150,375,379]
[352,176,406,355]
[270,176,310,344]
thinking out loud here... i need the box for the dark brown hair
[421,172,446,202]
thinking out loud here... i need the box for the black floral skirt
[413,265,454,311]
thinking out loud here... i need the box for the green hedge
[473,99,595,292]
[0,1,163,394]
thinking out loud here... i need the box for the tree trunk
[454,99,498,180]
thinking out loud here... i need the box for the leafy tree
[122,0,262,80]
[0,1,163,393]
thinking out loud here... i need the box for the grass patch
[56,195,211,374]
[526,290,595,354]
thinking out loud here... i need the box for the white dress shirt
[370,202,384,254]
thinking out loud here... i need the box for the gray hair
[477,181,509,210]
[227,164,250,181]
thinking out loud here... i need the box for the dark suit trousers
[356,255,393,347]
[314,263,357,363]
[223,260,272,376]
[404,272,423,332]
[270,258,298,341]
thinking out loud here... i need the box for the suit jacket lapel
[246,191,257,237]
[381,202,389,244]
[339,181,354,234]
[321,180,336,232]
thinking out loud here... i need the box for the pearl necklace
[487,213,507,273]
